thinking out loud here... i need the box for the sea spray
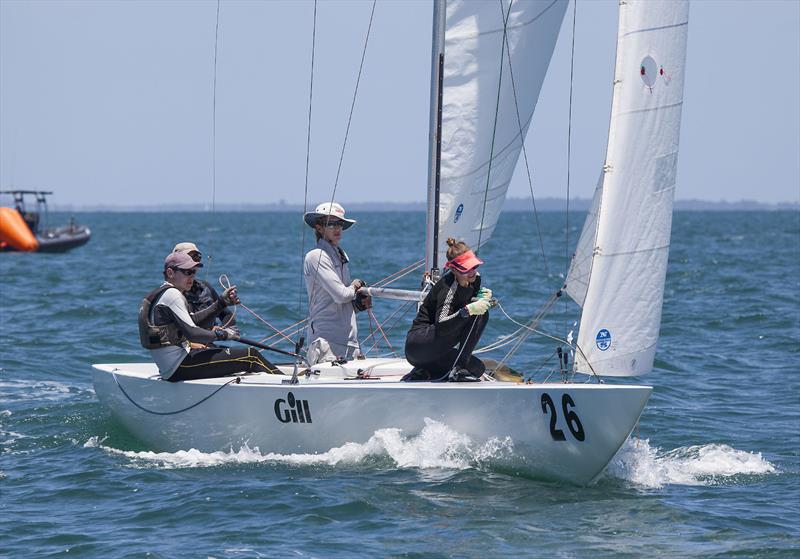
[86,418,515,472]
[605,437,777,488]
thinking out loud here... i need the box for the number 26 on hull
[541,393,586,442]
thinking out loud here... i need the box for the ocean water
[1,210,798,558]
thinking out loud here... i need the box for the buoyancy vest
[137,285,187,349]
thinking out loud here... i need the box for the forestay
[566,0,689,376]
[429,0,567,270]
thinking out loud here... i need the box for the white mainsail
[427,0,567,270]
[566,0,689,376]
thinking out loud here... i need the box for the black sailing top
[409,271,481,341]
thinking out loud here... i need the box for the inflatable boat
[0,190,91,252]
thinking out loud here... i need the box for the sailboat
[92,0,689,484]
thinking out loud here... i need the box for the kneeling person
[404,238,492,382]
[138,251,279,382]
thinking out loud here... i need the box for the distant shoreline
[36,197,800,213]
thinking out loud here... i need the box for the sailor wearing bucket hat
[303,202,370,363]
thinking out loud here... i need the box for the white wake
[604,438,777,487]
[85,418,514,471]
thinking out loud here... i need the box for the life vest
[137,285,186,349]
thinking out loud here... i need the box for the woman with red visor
[403,238,493,382]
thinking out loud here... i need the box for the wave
[85,424,776,488]
[605,438,777,488]
[0,379,93,404]
[86,418,514,471]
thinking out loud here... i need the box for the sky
[1,0,798,208]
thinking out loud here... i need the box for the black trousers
[168,346,280,382]
[404,314,488,380]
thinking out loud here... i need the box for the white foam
[605,438,777,488]
[1,430,25,446]
[0,379,91,404]
[89,418,514,471]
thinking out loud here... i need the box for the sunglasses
[172,267,198,276]
[453,265,479,275]
[323,221,345,229]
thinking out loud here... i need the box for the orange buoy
[0,207,39,251]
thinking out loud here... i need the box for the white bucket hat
[303,202,356,230]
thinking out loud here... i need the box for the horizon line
[19,196,799,213]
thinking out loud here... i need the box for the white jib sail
[432,0,567,269]
[566,0,689,376]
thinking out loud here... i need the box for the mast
[425,0,446,279]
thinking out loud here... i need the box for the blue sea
[1,210,798,557]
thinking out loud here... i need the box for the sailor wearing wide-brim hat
[302,202,366,363]
[303,202,357,230]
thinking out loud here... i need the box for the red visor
[444,250,484,273]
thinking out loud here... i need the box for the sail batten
[621,20,688,38]
[567,0,689,377]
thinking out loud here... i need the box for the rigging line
[563,0,577,337]
[571,341,601,382]
[476,287,564,353]
[237,304,313,346]
[493,292,560,372]
[206,0,221,283]
[367,308,396,355]
[299,0,318,325]
[328,0,377,205]
[473,328,528,354]
[366,306,378,353]
[502,298,557,359]
[536,349,560,382]
[217,274,237,329]
[495,300,570,346]
[239,302,296,346]
[306,0,377,319]
[112,371,239,416]
[475,295,562,354]
[476,0,513,254]
[362,301,415,355]
[263,321,309,344]
[446,313,484,376]
[373,259,425,288]
[250,261,423,352]
[361,302,408,348]
[499,0,550,280]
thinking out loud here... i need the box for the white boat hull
[92,359,651,484]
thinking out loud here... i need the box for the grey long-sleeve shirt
[303,239,358,356]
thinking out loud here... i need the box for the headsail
[566,0,689,376]
[426,0,567,271]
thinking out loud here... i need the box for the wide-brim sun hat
[303,202,356,230]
